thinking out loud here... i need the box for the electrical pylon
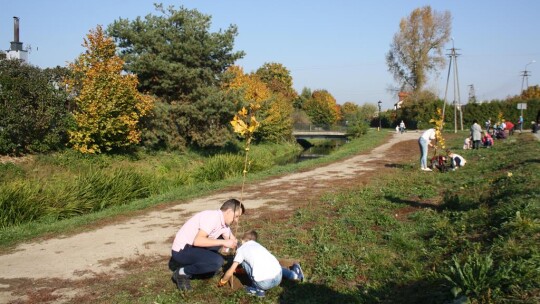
[468,84,477,103]
[442,38,463,133]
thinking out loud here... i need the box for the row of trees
[4,4,534,156]
[0,4,380,155]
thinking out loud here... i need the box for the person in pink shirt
[482,131,493,148]
[170,198,245,290]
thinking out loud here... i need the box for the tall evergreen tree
[107,3,244,102]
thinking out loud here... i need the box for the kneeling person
[218,230,304,298]
[447,150,466,170]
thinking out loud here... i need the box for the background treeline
[4,3,536,156]
[381,90,540,130]
[0,4,376,156]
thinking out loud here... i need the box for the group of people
[418,126,467,172]
[169,199,304,298]
[395,120,406,134]
[419,116,520,171]
[463,131,493,149]
[485,116,523,139]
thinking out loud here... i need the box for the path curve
[0,131,419,303]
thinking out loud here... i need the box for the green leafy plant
[441,252,510,301]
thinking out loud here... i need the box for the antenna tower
[468,84,477,103]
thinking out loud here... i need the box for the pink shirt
[171,209,231,252]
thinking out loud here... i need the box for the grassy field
[74,132,539,304]
[0,129,391,248]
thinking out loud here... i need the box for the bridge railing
[293,123,348,133]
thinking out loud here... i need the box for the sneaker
[291,263,305,282]
[245,286,265,298]
[172,269,192,291]
[422,168,432,171]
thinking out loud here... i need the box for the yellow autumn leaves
[65,25,154,154]
[429,108,446,151]
[230,106,260,139]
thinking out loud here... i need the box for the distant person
[398,120,406,133]
[463,136,472,150]
[447,150,466,170]
[518,115,524,132]
[485,119,491,134]
[418,128,436,171]
[218,230,304,298]
[482,131,493,148]
[470,120,482,149]
[505,120,515,136]
[500,120,507,133]
[170,199,245,290]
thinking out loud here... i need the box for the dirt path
[0,131,420,303]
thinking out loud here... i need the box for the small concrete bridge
[292,130,348,140]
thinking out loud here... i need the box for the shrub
[0,60,71,155]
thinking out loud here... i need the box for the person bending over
[447,150,466,170]
[170,198,245,290]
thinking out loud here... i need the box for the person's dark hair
[220,198,245,214]
[473,119,478,124]
[242,230,258,241]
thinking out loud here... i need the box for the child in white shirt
[447,150,466,170]
[218,230,304,297]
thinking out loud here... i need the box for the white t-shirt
[451,153,467,166]
[420,128,436,141]
[234,240,281,282]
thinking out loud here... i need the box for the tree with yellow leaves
[429,108,446,153]
[304,89,341,126]
[223,65,292,142]
[65,25,154,154]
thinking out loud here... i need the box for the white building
[5,17,28,63]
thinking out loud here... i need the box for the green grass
[0,129,391,248]
[84,132,539,303]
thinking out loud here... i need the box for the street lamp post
[377,100,382,131]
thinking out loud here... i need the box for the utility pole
[442,38,462,133]
[521,60,536,93]
[377,101,382,131]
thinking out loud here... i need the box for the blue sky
[2,1,539,110]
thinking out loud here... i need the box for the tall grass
[0,140,304,230]
[0,182,44,228]
[0,168,150,227]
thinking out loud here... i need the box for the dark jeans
[171,245,224,276]
[473,140,481,149]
